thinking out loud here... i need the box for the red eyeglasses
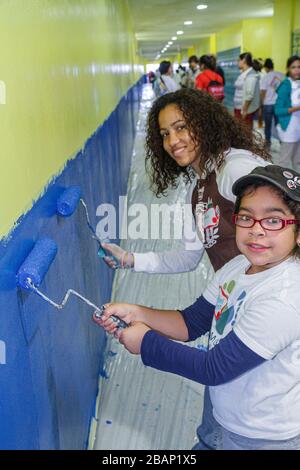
[232,214,300,231]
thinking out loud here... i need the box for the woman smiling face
[158,104,201,174]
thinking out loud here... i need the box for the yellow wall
[216,22,243,53]
[210,34,217,55]
[242,18,273,58]
[294,0,300,30]
[0,0,142,237]
[195,37,211,57]
[272,0,294,72]
[216,18,273,58]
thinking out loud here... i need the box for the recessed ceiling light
[184,21,193,25]
[168,41,173,45]
[177,30,184,35]
[172,36,177,40]
[197,4,208,10]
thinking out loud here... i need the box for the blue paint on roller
[17,238,57,290]
[56,186,82,217]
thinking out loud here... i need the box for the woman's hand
[117,322,151,355]
[92,303,140,334]
[101,243,134,269]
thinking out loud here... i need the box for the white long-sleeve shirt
[133,148,269,274]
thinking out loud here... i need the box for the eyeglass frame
[232,214,300,231]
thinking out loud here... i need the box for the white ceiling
[128,0,274,59]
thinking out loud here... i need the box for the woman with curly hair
[102,88,271,449]
[104,89,271,273]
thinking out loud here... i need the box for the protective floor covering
[93,84,214,450]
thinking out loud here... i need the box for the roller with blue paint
[17,238,127,329]
[56,186,119,267]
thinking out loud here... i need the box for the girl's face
[235,186,300,274]
[288,59,300,80]
[158,104,200,173]
[238,58,246,70]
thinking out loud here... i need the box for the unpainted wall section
[0,0,142,238]
[216,22,243,54]
[295,0,300,30]
[242,18,273,59]
[272,0,294,72]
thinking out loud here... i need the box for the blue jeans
[263,104,277,143]
[192,387,222,450]
[221,428,300,450]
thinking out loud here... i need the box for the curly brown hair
[145,88,272,196]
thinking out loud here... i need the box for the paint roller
[17,238,128,329]
[56,186,119,267]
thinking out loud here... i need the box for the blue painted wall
[0,79,143,449]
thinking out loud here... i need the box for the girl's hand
[92,303,140,335]
[117,322,151,355]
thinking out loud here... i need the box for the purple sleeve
[181,295,215,340]
[141,330,265,386]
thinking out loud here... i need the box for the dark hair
[239,52,253,67]
[199,54,214,70]
[287,55,300,69]
[209,54,217,69]
[234,181,300,259]
[188,55,198,64]
[159,60,171,75]
[252,59,262,72]
[145,88,271,196]
[264,58,274,69]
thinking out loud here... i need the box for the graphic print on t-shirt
[210,281,247,347]
[195,196,220,248]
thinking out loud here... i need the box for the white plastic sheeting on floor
[93,84,213,450]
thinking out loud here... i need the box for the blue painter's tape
[17,238,58,290]
[56,186,82,217]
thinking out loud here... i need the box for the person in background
[174,65,187,88]
[181,55,200,89]
[195,55,224,101]
[253,59,265,129]
[260,58,284,150]
[95,164,300,450]
[154,61,179,97]
[234,52,260,128]
[275,55,300,173]
[209,54,225,86]
[100,88,271,450]
[148,71,156,89]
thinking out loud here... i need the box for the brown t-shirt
[192,171,240,271]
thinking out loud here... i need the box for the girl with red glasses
[94,165,300,450]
